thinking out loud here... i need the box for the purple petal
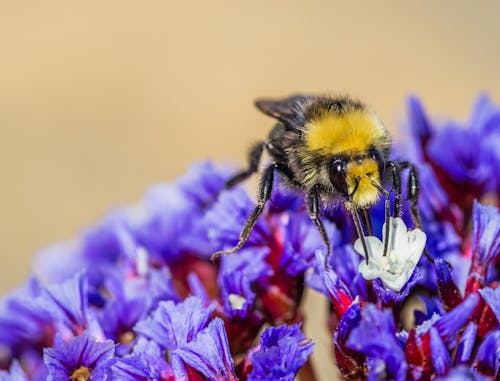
[111,340,171,381]
[373,267,423,306]
[248,323,313,381]
[473,330,500,377]
[176,161,231,207]
[43,331,115,381]
[436,365,490,381]
[478,287,500,322]
[471,200,500,269]
[173,318,237,381]
[202,187,272,250]
[455,322,477,364]
[134,296,214,350]
[0,361,29,381]
[346,305,407,380]
[434,257,463,309]
[280,211,338,276]
[406,95,433,149]
[430,327,451,376]
[218,247,272,319]
[41,272,102,338]
[434,294,479,348]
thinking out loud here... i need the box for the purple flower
[202,187,272,251]
[473,330,500,377]
[82,212,137,267]
[346,304,407,380]
[40,272,103,340]
[111,339,172,381]
[99,296,148,355]
[333,303,364,378]
[308,244,367,311]
[267,179,304,214]
[372,267,423,306]
[309,258,354,318]
[133,296,214,350]
[43,331,115,381]
[218,247,272,319]
[434,294,479,348]
[176,161,231,208]
[436,366,490,381]
[478,287,500,322]
[467,201,500,293]
[434,257,463,309]
[280,212,337,276]
[173,318,237,381]
[455,322,477,364]
[0,280,53,355]
[129,183,197,261]
[430,327,451,376]
[248,323,313,381]
[404,94,500,208]
[33,240,86,285]
[0,361,29,381]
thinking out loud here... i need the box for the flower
[0,361,29,381]
[248,323,314,381]
[40,272,103,340]
[111,338,172,381]
[43,331,115,381]
[405,94,500,212]
[173,318,237,381]
[4,93,500,381]
[346,304,407,380]
[354,217,426,291]
[133,297,214,350]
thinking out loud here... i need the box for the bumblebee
[211,94,423,265]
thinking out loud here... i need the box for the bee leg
[398,161,436,263]
[211,163,276,262]
[360,209,374,236]
[350,204,370,264]
[386,161,402,218]
[370,181,391,257]
[225,142,265,189]
[307,185,331,269]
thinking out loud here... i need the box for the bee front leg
[386,160,402,218]
[225,142,265,188]
[211,163,276,262]
[307,185,332,269]
[398,161,437,264]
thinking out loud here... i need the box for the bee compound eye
[328,159,349,197]
[370,148,385,176]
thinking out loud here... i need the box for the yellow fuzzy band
[305,110,385,155]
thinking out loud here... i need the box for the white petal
[358,261,383,280]
[354,236,383,258]
[382,274,409,291]
[407,229,427,258]
[389,217,410,252]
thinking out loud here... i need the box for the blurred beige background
[1,1,500,379]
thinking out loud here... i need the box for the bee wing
[255,94,315,130]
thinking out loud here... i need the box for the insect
[211,94,424,266]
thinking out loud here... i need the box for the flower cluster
[0,162,317,380]
[0,94,500,380]
[317,94,500,380]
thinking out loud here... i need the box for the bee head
[328,148,385,207]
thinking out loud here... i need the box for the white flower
[354,217,426,291]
